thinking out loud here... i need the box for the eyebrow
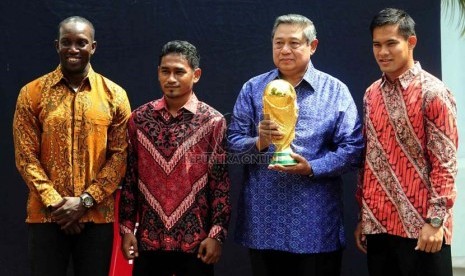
[373,38,399,43]
[159,66,186,71]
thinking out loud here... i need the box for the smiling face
[272,23,317,79]
[55,21,96,81]
[158,53,201,102]
[372,24,416,82]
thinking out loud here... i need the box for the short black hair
[58,16,95,41]
[159,40,200,69]
[370,8,415,39]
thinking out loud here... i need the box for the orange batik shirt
[357,62,458,244]
[13,65,131,223]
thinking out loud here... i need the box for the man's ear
[193,68,202,83]
[91,40,97,55]
[310,39,318,55]
[407,35,417,50]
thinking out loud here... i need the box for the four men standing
[13,8,457,276]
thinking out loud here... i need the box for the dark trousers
[28,223,113,276]
[133,251,214,276]
[366,234,452,276]
[249,248,342,276]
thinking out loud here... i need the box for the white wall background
[441,3,465,272]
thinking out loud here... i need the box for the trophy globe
[263,79,298,166]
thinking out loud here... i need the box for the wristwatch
[214,236,223,245]
[79,193,94,208]
[425,217,443,228]
[307,168,314,178]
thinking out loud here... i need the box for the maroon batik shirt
[119,94,231,253]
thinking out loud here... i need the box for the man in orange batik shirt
[13,16,131,276]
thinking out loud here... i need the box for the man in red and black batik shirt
[119,40,230,276]
[355,8,457,276]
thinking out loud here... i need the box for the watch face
[81,195,94,208]
[430,217,443,227]
[83,197,92,206]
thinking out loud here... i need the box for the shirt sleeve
[13,84,63,207]
[85,87,132,204]
[356,89,370,211]
[207,117,231,243]
[227,82,262,155]
[310,83,364,178]
[424,87,458,220]
[119,117,139,235]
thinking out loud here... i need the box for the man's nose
[68,44,80,53]
[379,45,389,55]
[281,43,292,52]
[167,73,176,82]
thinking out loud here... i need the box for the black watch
[425,217,443,228]
[79,193,94,208]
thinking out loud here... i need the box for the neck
[61,64,90,89]
[67,77,84,89]
[62,72,88,89]
[280,72,304,87]
[165,93,192,116]
[279,64,308,87]
[386,60,415,83]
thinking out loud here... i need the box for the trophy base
[271,151,297,166]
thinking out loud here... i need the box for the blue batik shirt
[228,62,363,253]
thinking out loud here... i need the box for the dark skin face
[55,21,96,87]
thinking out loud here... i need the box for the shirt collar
[272,61,316,91]
[381,61,422,90]
[153,93,199,114]
[302,61,317,89]
[50,64,95,89]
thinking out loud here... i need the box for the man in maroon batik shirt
[119,40,230,276]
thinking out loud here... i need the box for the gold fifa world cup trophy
[263,79,298,166]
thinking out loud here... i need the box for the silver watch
[426,217,443,228]
[79,193,94,208]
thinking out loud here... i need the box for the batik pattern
[358,62,457,244]
[119,95,230,253]
[13,66,131,223]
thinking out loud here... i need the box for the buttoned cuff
[208,225,226,244]
[427,203,447,221]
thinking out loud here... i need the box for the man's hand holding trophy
[260,79,313,176]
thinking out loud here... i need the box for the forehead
[373,24,404,40]
[59,22,92,39]
[159,54,191,69]
[274,24,305,40]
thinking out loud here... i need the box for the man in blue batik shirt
[228,14,363,276]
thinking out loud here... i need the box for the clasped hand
[51,197,86,234]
